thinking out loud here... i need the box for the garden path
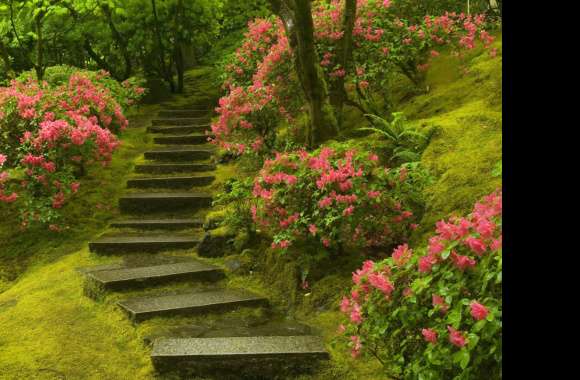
[79,91,328,378]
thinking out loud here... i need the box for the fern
[358,112,429,164]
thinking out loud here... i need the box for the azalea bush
[212,1,497,157]
[210,18,302,156]
[0,69,146,228]
[339,190,502,379]
[251,144,429,253]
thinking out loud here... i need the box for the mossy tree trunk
[100,2,132,80]
[329,0,356,128]
[269,0,338,148]
[34,11,45,81]
[172,0,185,93]
[151,0,176,92]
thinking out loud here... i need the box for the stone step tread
[151,336,328,359]
[91,235,201,244]
[134,163,216,174]
[118,289,267,315]
[146,146,214,152]
[86,261,221,286]
[126,176,215,188]
[121,192,212,199]
[110,219,203,228]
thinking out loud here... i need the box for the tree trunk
[0,40,14,79]
[270,0,338,147]
[151,0,175,92]
[100,3,132,79]
[83,39,118,79]
[173,0,185,93]
[329,0,357,128]
[34,13,45,81]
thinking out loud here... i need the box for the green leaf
[453,349,470,369]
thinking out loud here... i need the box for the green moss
[0,249,155,379]
[401,37,503,243]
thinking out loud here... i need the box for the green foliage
[359,112,430,165]
[339,191,502,379]
[213,177,255,234]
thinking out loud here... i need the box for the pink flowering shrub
[339,190,502,378]
[0,68,145,228]
[213,2,497,156]
[211,18,303,156]
[252,144,428,252]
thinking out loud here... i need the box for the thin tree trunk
[330,0,356,127]
[0,40,15,79]
[83,39,117,78]
[34,13,45,80]
[173,0,185,93]
[151,0,175,92]
[100,3,132,79]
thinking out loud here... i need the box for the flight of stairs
[80,102,328,378]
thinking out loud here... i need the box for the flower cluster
[0,69,145,228]
[339,190,502,378]
[252,144,426,251]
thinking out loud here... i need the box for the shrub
[251,144,429,253]
[0,69,146,228]
[338,190,502,379]
[212,2,497,158]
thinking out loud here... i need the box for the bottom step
[151,335,328,375]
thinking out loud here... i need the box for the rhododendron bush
[252,144,429,252]
[339,190,502,379]
[0,69,146,228]
[212,1,497,155]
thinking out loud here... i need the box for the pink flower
[340,296,351,313]
[322,238,331,247]
[338,324,346,333]
[428,236,445,256]
[418,255,437,273]
[309,224,318,236]
[490,235,502,251]
[350,303,363,324]
[403,287,413,297]
[451,252,476,271]
[0,154,6,166]
[359,80,369,89]
[432,294,449,313]
[392,243,412,266]
[382,0,391,8]
[464,236,487,255]
[470,301,489,321]
[382,47,390,55]
[368,273,394,296]
[351,335,362,358]
[448,326,467,348]
[70,182,80,194]
[430,50,440,57]
[343,205,355,216]
[422,328,438,344]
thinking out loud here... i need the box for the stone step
[119,192,212,213]
[89,235,201,254]
[144,146,213,162]
[153,135,209,145]
[150,336,329,373]
[152,117,210,126]
[147,125,209,135]
[135,163,216,174]
[126,176,215,189]
[85,261,223,290]
[118,289,268,322]
[158,109,211,118]
[110,218,203,230]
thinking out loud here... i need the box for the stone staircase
[80,102,328,378]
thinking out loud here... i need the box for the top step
[158,110,212,118]
[152,117,210,126]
